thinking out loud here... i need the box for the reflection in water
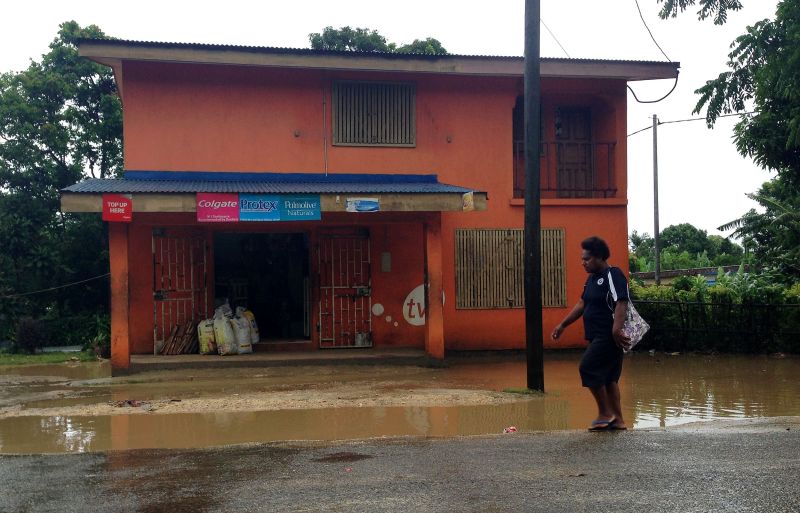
[0,353,798,453]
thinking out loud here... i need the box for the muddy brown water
[1,353,798,453]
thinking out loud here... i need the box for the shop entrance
[318,232,372,348]
[213,232,310,341]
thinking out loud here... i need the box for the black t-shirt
[581,266,629,340]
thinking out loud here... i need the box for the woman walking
[551,236,631,431]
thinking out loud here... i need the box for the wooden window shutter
[332,81,416,146]
[455,228,566,309]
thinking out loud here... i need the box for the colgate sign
[197,193,239,222]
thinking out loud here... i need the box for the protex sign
[239,194,281,221]
[196,193,239,223]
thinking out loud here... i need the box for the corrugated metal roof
[62,172,480,194]
[77,37,676,66]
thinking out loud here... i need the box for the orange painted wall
[121,212,432,354]
[119,61,630,352]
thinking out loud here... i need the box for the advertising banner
[196,193,239,222]
[280,196,321,221]
[239,194,281,221]
[102,194,132,222]
[345,197,380,212]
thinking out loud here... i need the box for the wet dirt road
[1,417,798,513]
[1,352,799,453]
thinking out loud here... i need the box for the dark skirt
[579,335,623,388]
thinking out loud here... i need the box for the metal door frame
[317,232,372,348]
[152,228,208,353]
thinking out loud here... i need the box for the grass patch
[503,387,546,396]
[0,351,98,366]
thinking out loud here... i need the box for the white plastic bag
[197,318,217,355]
[213,312,238,355]
[236,306,260,344]
[232,316,253,354]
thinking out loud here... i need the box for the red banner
[196,193,239,222]
[102,194,132,222]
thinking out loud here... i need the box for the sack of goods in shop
[236,306,260,344]
[197,319,217,355]
[213,311,238,356]
[232,316,253,354]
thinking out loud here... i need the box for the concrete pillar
[109,223,130,370]
[423,213,445,362]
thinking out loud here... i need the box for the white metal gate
[318,233,372,348]
[152,228,208,351]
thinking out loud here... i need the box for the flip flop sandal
[609,421,628,430]
[588,418,615,431]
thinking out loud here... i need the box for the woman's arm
[551,299,585,340]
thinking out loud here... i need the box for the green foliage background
[628,223,745,273]
[309,26,448,55]
[0,22,121,349]
[631,267,800,353]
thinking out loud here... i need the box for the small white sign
[346,197,380,212]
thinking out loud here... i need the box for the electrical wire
[541,18,570,58]
[0,273,110,299]
[627,110,759,137]
[634,0,671,62]
[628,0,678,104]
[627,75,679,104]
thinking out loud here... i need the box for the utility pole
[524,0,544,391]
[653,114,661,286]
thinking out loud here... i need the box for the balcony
[513,140,617,199]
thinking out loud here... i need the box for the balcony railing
[513,140,617,199]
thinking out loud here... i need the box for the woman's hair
[581,236,610,260]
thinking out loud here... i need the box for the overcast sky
[1,0,781,238]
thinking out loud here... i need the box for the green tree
[309,26,447,55]
[396,38,449,55]
[660,0,800,280]
[657,0,743,25]
[660,223,712,256]
[309,26,395,52]
[690,0,800,182]
[628,224,743,272]
[719,175,800,279]
[0,21,121,340]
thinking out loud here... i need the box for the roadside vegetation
[631,266,800,354]
[629,223,746,273]
[0,350,97,366]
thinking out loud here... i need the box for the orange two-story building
[60,39,678,370]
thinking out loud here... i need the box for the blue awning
[63,171,482,195]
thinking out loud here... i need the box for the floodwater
[0,352,798,453]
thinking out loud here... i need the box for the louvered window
[455,228,566,309]
[332,81,416,146]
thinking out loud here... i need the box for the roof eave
[78,40,679,81]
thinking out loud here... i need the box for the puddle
[313,452,373,463]
[0,353,798,453]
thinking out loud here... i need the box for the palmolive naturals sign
[196,193,239,222]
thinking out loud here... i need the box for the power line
[627,111,758,137]
[541,18,570,58]
[634,0,671,62]
[0,273,110,299]
[627,0,677,104]
[627,76,679,104]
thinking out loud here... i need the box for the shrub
[631,270,800,354]
[13,318,48,354]
[85,314,110,358]
[785,283,800,304]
